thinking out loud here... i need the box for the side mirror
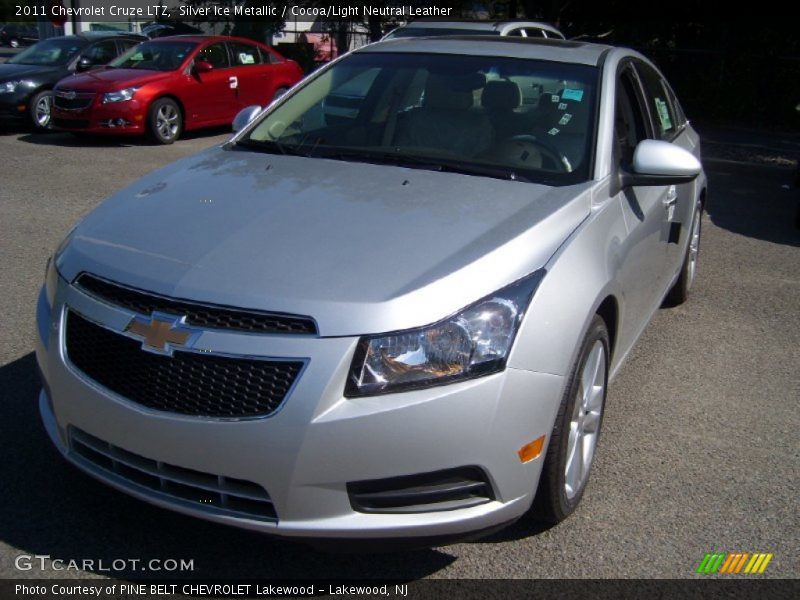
[75,57,93,73]
[194,60,214,74]
[622,139,702,187]
[232,105,262,133]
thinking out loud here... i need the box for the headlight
[345,270,545,397]
[44,256,59,307]
[102,87,139,103]
[44,224,78,307]
[0,80,35,94]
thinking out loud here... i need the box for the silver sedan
[36,36,706,546]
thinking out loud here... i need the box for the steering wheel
[509,135,572,172]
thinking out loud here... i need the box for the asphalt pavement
[0,125,797,580]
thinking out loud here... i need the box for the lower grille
[65,311,304,418]
[348,467,495,513]
[53,118,89,129]
[70,428,277,520]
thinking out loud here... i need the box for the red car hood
[56,68,172,91]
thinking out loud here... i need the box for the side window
[197,43,229,69]
[229,42,262,67]
[506,28,524,37]
[81,40,118,65]
[615,67,648,166]
[258,47,282,65]
[635,62,678,140]
[117,39,140,53]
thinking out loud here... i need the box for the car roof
[398,19,562,34]
[362,36,613,67]
[149,33,263,45]
[65,32,146,41]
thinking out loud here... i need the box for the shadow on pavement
[0,353,455,579]
[14,127,231,148]
[704,161,800,247]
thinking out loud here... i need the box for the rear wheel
[665,198,702,305]
[271,87,289,103]
[532,315,609,524]
[147,98,182,144]
[29,90,53,130]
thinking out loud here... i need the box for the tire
[272,87,289,103]
[665,199,702,306]
[532,315,610,524]
[147,98,183,144]
[29,90,53,130]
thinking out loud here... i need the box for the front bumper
[51,99,147,134]
[36,277,564,543]
[0,92,32,121]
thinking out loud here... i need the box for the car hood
[59,147,593,336]
[0,62,63,82]
[56,68,171,91]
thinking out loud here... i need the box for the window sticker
[239,52,255,64]
[559,113,572,125]
[561,88,584,102]
[548,127,560,136]
[558,102,568,110]
[654,97,673,132]
[550,94,560,103]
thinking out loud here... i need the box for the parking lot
[0,125,797,580]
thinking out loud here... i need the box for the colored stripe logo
[696,552,773,574]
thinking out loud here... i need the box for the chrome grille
[76,273,317,335]
[70,427,277,521]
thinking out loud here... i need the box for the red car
[51,35,303,143]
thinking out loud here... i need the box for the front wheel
[532,315,609,524]
[29,90,53,130]
[665,199,702,306]
[147,98,183,145]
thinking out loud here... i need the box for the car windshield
[240,52,598,185]
[8,38,85,66]
[386,27,500,38]
[109,41,196,71]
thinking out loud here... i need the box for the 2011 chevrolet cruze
[36,36,706,546]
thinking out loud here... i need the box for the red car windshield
[110,41,197,71]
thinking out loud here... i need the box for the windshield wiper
[314,148,533,183]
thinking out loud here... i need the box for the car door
[613,63,674,345]
[227,41,271,108]
[182,41,238,125]
[634,60,697,273]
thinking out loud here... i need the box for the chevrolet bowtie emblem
[125,313,198,355]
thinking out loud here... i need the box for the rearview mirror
[622,139,701,187]
[75,57,93,73]
[232,105,262,133]
[194,60,214,74]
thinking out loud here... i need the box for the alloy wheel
[564,340,606,500]
[156,104,179,141]
[686,207,702,290]
[35,94,52,128]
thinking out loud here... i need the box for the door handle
[663,185,678,207]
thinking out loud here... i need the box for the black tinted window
[230,42,262,66]
[635,62,678,140]
[198,43,229,69]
